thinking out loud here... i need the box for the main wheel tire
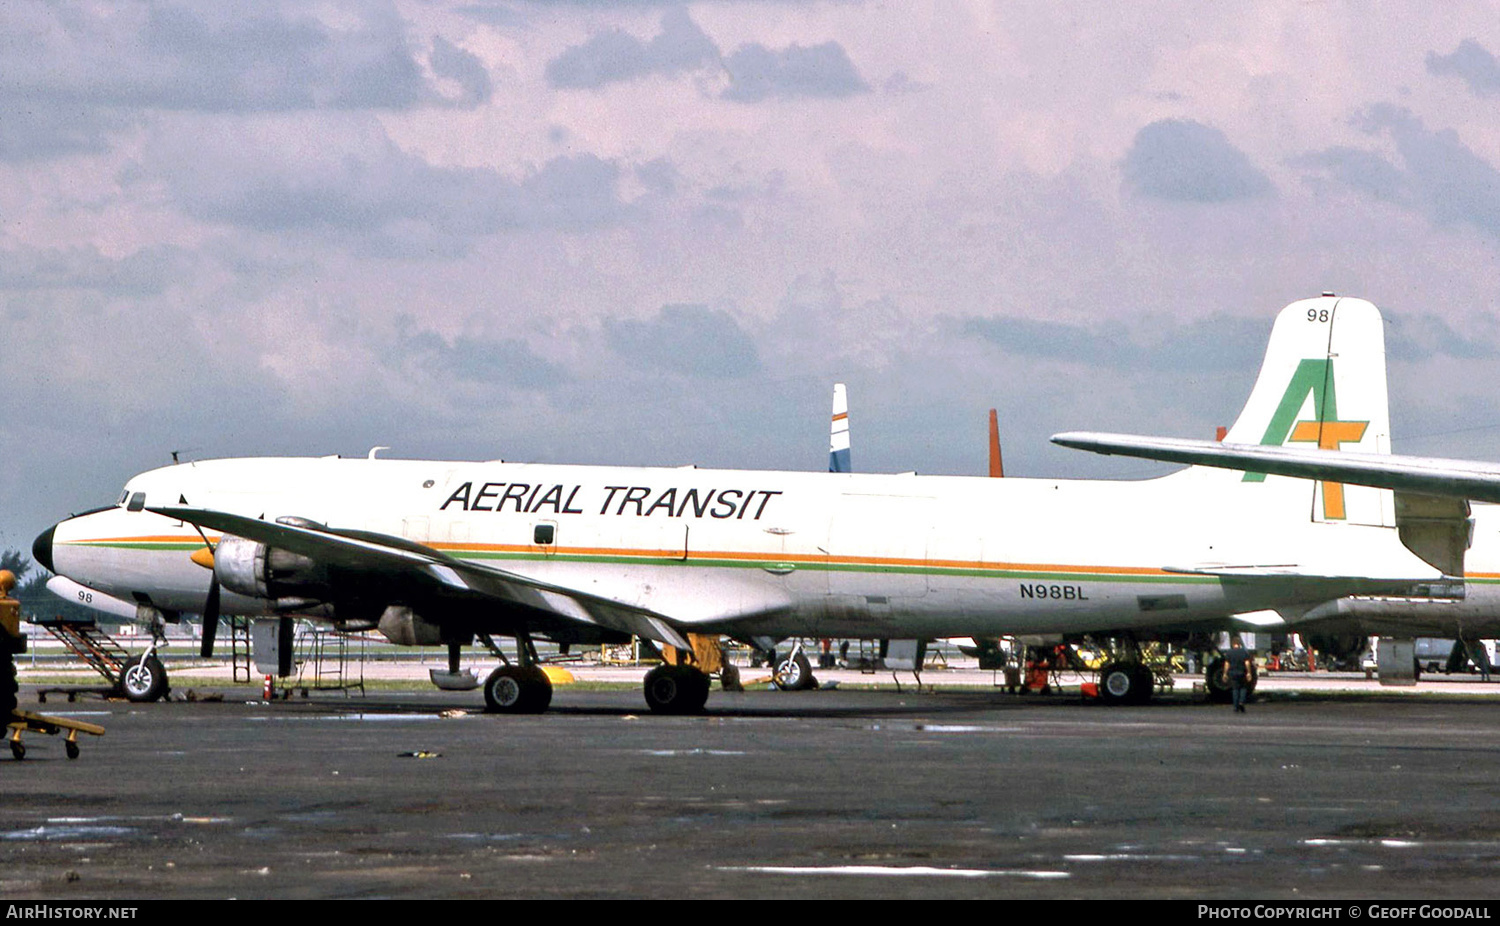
[643,665,711,714]
[119,655,168,703]
[773,652,814,691]
[483,665,552,714]
[521,666,553,713]
[1098,662,1138,705]
[1205,657,1231,703]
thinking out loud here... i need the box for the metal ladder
[35,617,130,687]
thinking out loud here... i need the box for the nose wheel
[118,654,169,703]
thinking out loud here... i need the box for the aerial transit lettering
[438,482,784,521]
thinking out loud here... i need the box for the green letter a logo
[1247,358,1368,519]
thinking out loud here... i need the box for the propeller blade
[200,576,220,659]
[277,616,294,677]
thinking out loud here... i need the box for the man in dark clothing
[1223,635,1254,713]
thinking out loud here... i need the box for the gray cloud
[0,3,489,163]
[134,4,428,111]
[961,314,1269,374]
[429,35,494,106]
[1294,146,1410,206]
[400,327,568,390]
[0,107,131,162]
[0,245,192,296]
[545,8,718,89]
[148,121,631,247]
[606,304,762,378]
[635,157,679,195]
[543,9,870,102]
[721,41,870,102]
[1426,39,1500,97]
[1301,105,1500,238]
[1122,119,1273,202]
[1386,313,1500,363]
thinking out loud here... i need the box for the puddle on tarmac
[247,713,445,723]
[1302,838,1429,848]
[719,864,1069,879]
[1064,852,1204,862]
[2,825,135,841]
[869,724,1024,734]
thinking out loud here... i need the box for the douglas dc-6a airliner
[35,295,1482,713]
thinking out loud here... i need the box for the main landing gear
[472,632,717,716]
[643,634,722,714]
[479,634,552,715]
[1096,660,1155,706]
[642,663,711,714]
[1093,638,1163,706]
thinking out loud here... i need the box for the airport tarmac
[4,670,1500,900]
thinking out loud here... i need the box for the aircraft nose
[32,524,55,573]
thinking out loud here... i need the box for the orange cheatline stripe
[67,534,1177,577]
[72,534,218,545]
[832,412,848,422]
[429,541,1173,575]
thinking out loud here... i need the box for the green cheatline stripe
[71,540,1214,584]
[79,541,203,551]
[457,549,1214,583]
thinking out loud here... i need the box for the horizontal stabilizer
[1051,432,1500,505]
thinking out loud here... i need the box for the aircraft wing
[148,506,694,650]
[1050,431,1500,505]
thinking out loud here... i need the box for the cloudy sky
[6,1,1500,553]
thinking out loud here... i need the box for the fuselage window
[533,523,556,545]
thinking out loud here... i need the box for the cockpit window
[127,492,146,512]
[118,490,129,507]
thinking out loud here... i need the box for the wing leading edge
[148,506,694,650]
[1050,432,1500,505]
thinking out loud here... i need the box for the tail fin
[829,383,850,473]
[1214,295,1392,525]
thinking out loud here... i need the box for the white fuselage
[41,455,1451,641]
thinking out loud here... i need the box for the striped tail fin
[1214,295,1392,525]
[829,383,850,473]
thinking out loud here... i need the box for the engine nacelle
[377,605,443,647]
[214,535,329,603]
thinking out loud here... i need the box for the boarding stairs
[35,616,130,688]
